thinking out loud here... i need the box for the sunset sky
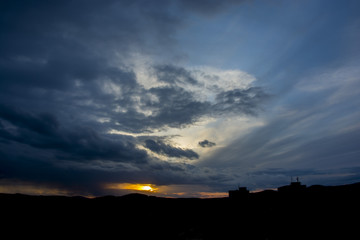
[1,0,360,197]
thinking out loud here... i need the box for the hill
[1,182,360,239]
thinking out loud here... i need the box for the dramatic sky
[1,0,360,197]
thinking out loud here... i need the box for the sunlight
[105,183,158,192]
[139,185,153,191]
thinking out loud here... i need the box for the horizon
[1,0,360,198]
[1,179,358,199]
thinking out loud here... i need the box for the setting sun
[105,183,158,192]
[139,185,153,191]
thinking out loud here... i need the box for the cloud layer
[144,139,199,159]
[1,0,359,196]
[0,0,265,195]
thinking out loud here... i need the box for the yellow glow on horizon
[106,183,158,192]
[0,179,75,196]
[105,183,228,198]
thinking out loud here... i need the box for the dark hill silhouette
[1,182,360,239]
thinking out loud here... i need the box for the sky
[1,0,360,197]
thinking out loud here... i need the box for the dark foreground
[2,183,360,239]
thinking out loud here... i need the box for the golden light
[105,183,158,192]
[139,185,153,191]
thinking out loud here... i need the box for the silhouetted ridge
[120,193,149,200]
[1,182,360,239]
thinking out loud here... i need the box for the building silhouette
[228,187,249,199]
[278,177,306,193]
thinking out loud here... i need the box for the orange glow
[105,183,228,198]
[106,183,158,192]
[0,179,73,196]
[198,192,228,198]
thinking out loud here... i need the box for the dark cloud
[106,76,268,133]
[144,139,199,160]
[147,86,210,128]
[198,140,216,148]
[214,87,269,115]
[178,0,247,16]
[0,0,268,133]
[154,65,198,85]
[0,104,148,163]
[0,104,59,137]
[0,0,178,92]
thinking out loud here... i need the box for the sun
[105,183,158,192]
[134,184,158,192]
[139,185,154,191]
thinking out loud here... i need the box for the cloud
[144,139,199,160]
[0,0,268,195]
[213,87,269,115]
[154,65,198,85]
[0,104,149,163]
[201,84,360,189]
[0,0,268,134]
[178,0,247,16]
[0,104,59,137]
[198,140,216,148]
[99,65,268,133]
